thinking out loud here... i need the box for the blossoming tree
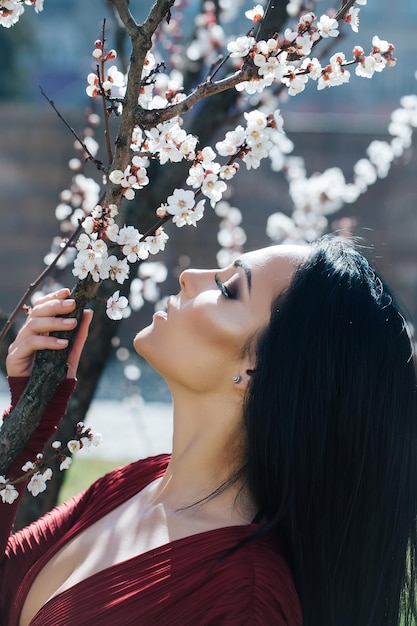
[0,0,415,525]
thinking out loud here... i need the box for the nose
[179,268,213,298]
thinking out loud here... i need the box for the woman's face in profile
[134,245,308,392]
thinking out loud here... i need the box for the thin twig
[140,215,172,241]
[0,224,82,343]
[39,87,106,172]
[99,19,114,164]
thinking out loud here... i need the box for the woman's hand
[6,289,93,379]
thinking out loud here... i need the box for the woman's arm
[0,289,92,553]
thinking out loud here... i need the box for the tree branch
[108,0,139,39]
[133,64,257,129]
[39,87,106,172]
[334,0,357,21]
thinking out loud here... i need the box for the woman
[1,236,416,625]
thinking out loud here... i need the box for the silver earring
[233,375,242,384]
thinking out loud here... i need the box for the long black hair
[244,236,417,626]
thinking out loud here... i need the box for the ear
[233,357,256,393]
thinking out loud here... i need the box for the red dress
[0,379,302,626]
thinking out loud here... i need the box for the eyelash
[215,275,237,300]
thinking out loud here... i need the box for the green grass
[58,457,129,504]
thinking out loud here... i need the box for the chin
[133,323,153,356]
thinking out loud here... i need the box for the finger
[29,297,76,320]
[31,288,71,307]
[13,317,77,351]
[6,335,69,378]
[16,299,77,345]
[17,315,77,342]
[9,335,69,357]
[66,309,94,379]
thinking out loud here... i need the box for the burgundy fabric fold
[1,455,302,625]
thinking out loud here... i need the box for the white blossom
[299,12,316,28]
[301,57,322,81]
[286,0,302,17]
[67,439,81,454]
[27,471,51,497]
[318,53,350,90]
[172,199,205,227]
[25,0,44,13]
[215,126,246,156]
[0,1,24,28]
[354,158,377,187]
[117,225,148,262]
[186,163,205,188]
[60,456,72,471]
[105,221,120,242]
[199,146,221,172]
[201,174,227,206]
[145,228,169,255]
[0,477,19,504]
[219,163,240,180]
[266,212,300,243]
[166,188,196,215]
[281,68,309,96]
[22,461,35,472]
[296,35,313,57]
[101,65,126,95]
[76,233,92,251]
[245,4,264,22]
[117,225,140,247]
[356,54,386,79]
[235,77,270,95]
[317,15,339,39]
[227,36,255,58]
[108,256,130,284]
[139,261,168,283]
[91,433,103,447]
[106,291,129,320]
[345,7,360,33]
[244,110,268,130]
[283,28,297,44]
[109,169,124,185]
[367,140,394,177]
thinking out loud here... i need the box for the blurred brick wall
[0,104,82,315]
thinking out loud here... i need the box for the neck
[151,387,252,522]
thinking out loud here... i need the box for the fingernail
[62,299,75,307]
[56,339,69,345]
[62,318,77,325]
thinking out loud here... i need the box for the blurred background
[1,0,416,315]
[0,0,416,497]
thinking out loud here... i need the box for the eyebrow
[234,259,252,294]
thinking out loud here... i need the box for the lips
[154,310,168,320]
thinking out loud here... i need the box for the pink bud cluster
[86,41,125,99]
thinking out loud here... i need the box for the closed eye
[215,274,238,299]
